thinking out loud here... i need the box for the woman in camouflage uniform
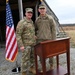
[16,8,36,75]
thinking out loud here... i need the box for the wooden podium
[34,37,70,75]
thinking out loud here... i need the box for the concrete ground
[0,47,75,75]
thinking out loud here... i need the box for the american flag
[6,2,18,62]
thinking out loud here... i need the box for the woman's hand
[20,46,25,52]
[35,36,37,39]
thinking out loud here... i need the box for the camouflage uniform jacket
[35,14,56,40]
[16,17,36,47]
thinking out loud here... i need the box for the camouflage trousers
[21,46,35,72]
[37,39,54,65]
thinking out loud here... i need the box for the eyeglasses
[39,8,45,10]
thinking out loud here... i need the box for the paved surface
[0,47,75,75]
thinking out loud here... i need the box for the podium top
[37,37,70,45]
[34,37,70,58]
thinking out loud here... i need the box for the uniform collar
[24,17,32,23]
[39,14,48,19]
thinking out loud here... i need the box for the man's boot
[49,57,54,70]
[29,66,36,74]
[22,72,26,75]
[50,64,54,70]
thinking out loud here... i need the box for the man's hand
[35,36,37,39]
[20,46,25,52]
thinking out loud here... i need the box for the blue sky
[46,0,75,24]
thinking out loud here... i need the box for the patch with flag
[6,2,18,62]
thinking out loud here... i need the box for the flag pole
[40,0,43,2]
[6,0,8,3]
[40,0,43,4]
[18,0,23,20]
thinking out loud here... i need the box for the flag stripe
[6,29,15,58]
[6,26,14,51]
[8,38,16,59]
[10,42,18,60]
[6,2,18,62]
[6,25,10,38]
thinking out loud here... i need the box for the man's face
[38,8,46,15]
[25,12,33,19]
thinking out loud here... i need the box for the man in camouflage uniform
[16,8,36,75]
[35,4,56,71]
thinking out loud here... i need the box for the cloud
[46,0,75,24]
[58,0,75,7]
